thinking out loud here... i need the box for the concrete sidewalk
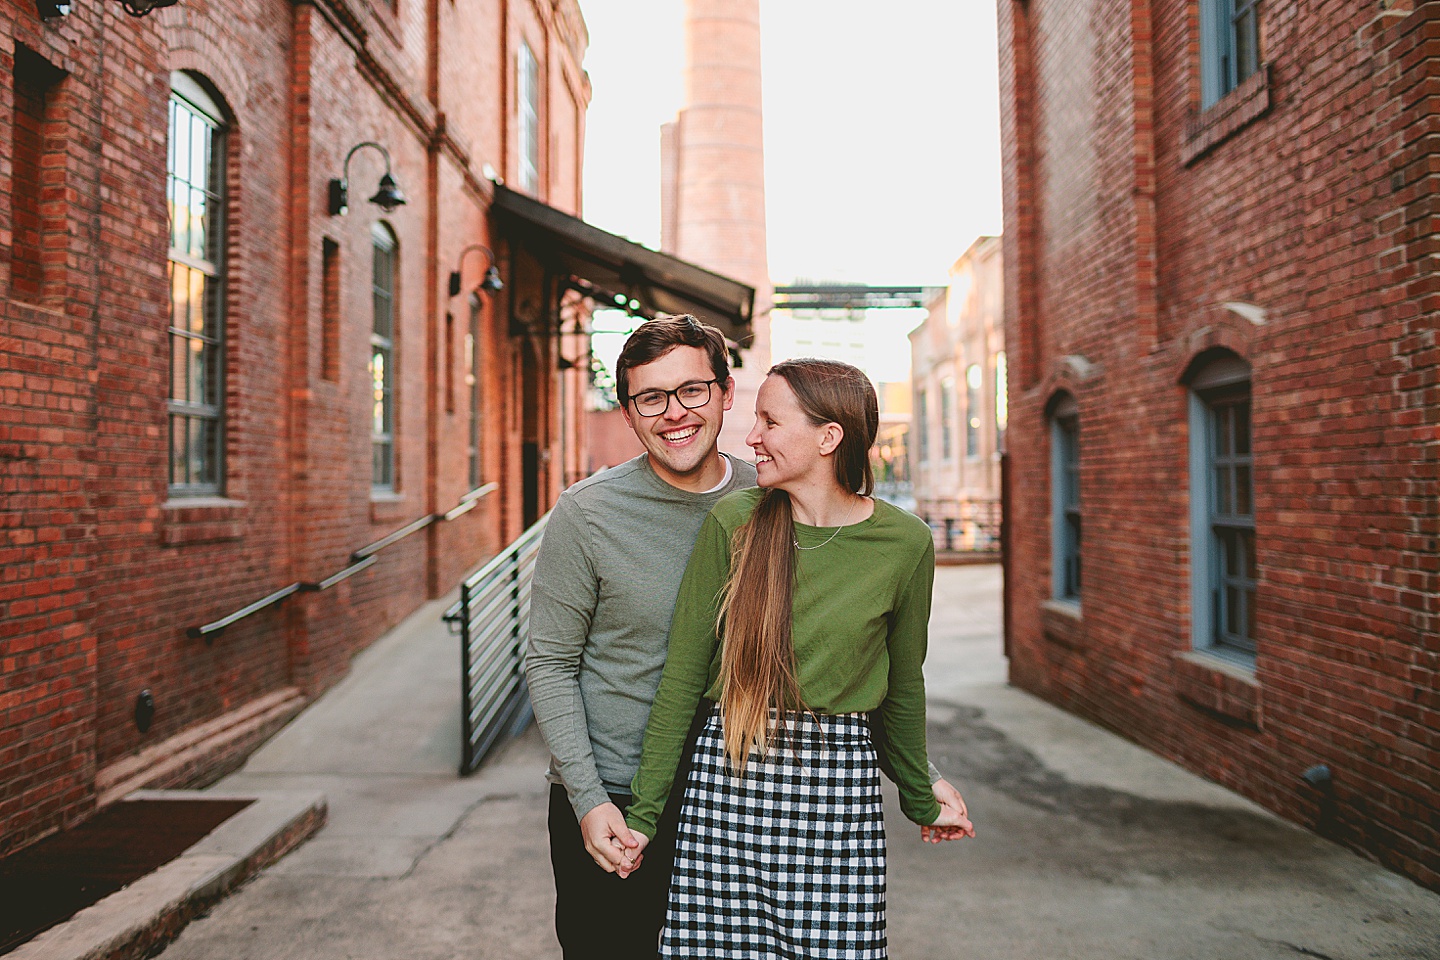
[135,566,1440,959]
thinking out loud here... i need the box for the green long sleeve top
[626,488,941,838]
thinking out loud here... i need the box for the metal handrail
[186,482,498,642]
[446,513,549,775]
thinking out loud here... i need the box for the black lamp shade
[369,173,407,213]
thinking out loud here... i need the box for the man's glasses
[629,379,720,417]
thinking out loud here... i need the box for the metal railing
[186,483,497,642]
[926,499,1003,553]
[443,514,549,775]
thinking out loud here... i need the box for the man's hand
[921,777,976,843]
[580,802,640,873]
[616,831,650,879]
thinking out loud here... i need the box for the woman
[622,358,973,958]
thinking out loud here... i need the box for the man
[527,315,756,959]
[527,315,968,958]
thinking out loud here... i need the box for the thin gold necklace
[794,496,863,551]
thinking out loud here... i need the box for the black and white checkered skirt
[662,704,887,959]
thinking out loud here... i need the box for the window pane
[1215,464,1232,514]
[204,272,224,339]
[1236,463,1252,516]
[188,186,208,260]
[373,441,393,488]
[188,267,207,333]
[1245,581,1257,642]
[196,416,219,486]
[188,337,207,408]
[371,349,388,433]
[1215,405,1233,456]
[1225,581,1241,635]
[1234,400,1251,454]
[168,178,185,253]
[172,106,191,191]
[169,415,186,485]
[1235,9,1257,83]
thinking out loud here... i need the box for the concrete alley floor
[156,565,1440,960]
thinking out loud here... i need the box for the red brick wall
[1000,0,1438,889]
[1,0,588,854]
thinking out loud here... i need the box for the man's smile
[660,426,700,444]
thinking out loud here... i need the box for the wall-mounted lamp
[36,0,176,18]
[329,141,407,216]
[448,244,504,298]
[119,0,178,13]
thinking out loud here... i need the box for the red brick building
[999,0,1438,888]
[0,0,751,856]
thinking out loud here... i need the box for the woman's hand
[921,778,975,843]
[617,831,650,878]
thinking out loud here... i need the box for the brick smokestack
[662,0,771,457]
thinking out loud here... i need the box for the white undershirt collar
[700,455,733,494]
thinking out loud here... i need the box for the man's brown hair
[614,315,730,405]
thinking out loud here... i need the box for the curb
[10,789,327,960]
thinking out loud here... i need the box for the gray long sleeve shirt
[525,453,757,820]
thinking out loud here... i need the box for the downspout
[423,0,443,597]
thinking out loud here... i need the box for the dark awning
[491,184,755,344]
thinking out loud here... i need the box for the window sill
[1181,63,1272,167]
[369,492,409,524]
[1040,598,1085,650]
[161,497,246,546]
[1172,650,1262,729]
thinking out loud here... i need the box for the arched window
[466,293,483,489]
[516,41,540,193]
[1048,392,1081,603]
[1187,352,1255,662]
[371,223,398,490]
[167,72,228,494]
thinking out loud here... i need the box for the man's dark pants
[548,786,680,959]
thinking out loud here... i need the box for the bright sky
[578,0,1003,288]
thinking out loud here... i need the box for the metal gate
[444,515,548,775]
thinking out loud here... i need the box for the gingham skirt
[662,705,887,959]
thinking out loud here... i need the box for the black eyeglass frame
[628,378,723,417]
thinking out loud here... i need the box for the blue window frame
[1050,393,1081,602]
[1201,0,1261,108]
[1189,354,1256,662]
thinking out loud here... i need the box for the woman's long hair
[717,359,879,770]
